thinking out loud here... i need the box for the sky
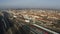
[0,0,60,9]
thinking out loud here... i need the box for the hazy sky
[0,0,60,9]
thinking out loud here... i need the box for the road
[1,11,60,34]
[1,11,38,34]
